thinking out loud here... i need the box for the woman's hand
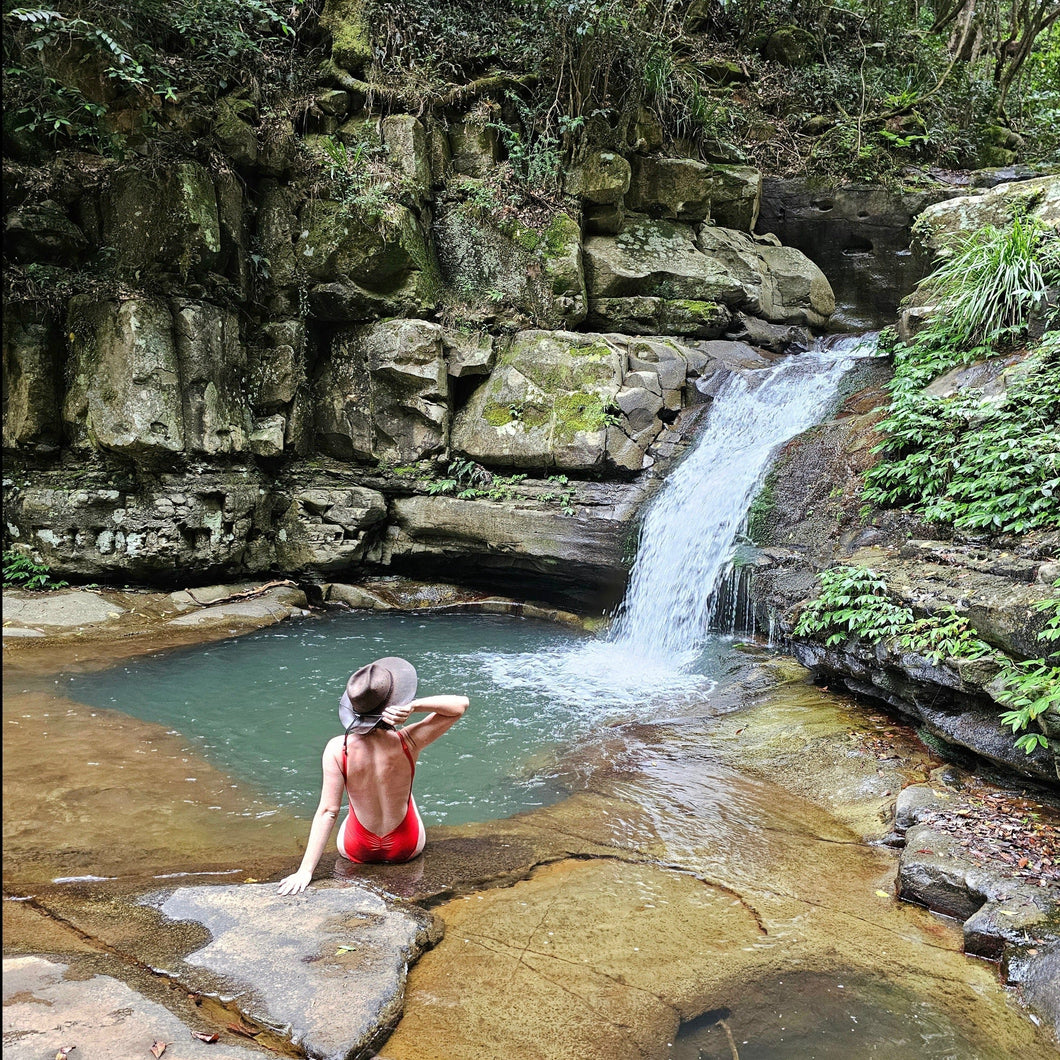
[277,868,313,895]
[382,700,413,725]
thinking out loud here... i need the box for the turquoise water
[61,612,731,825]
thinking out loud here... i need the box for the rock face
[4,50,842,604]
[756,178,965,329]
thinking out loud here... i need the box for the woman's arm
[277,744,346,895]
[383,695,469,750]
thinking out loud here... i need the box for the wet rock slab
[147,883,441,1060]
[2,955,264,1060]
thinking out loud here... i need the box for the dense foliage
[2,549,68,589]
[863,217,1060,534]
[795,567,1059,754]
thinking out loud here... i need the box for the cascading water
[609,335,873,665]
[485,334,875,710]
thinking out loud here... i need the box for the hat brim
[338,656,418,730]
[339,692,386,734]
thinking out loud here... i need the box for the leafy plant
[899,606,993,665]
[794,565,913,646]
[995,584,1060,754]
[2,549,68,590]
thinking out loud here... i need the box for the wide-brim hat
[338,656,418,735]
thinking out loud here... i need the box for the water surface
[60,611,736,825]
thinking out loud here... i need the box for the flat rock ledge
[144,882,442,1060]
[2,954,265,1060]
[893,779,1060,1036]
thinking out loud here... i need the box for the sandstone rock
[377,486,641,601]
[63,296,185,456]
[2,956,264,1060]
[4,199,88,263]
[297,199,439,314]
[913,175,1059,258]
[172,300,252,455]
[434,204,586,328]
[149,883,440,1060]
[2,307,62,448]
[314,319,449,463]
[448,120,498,177]
[451,331,624,470]
[586,296,732,338]
[250,414,286,456]
[565,150,631,205]
[249,320,307,411]
[101,162,222,278]
[627,157,761,228]
[165,585,309,627]
[382,114,432,196]
[443,328,495,378]
[212,95,259,167]
[275,484,387,571]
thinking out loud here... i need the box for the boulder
[451,331,625,471]
[763,24,817,66]
[382,114,432,196]
[584,217,834,326]
[212,95,259,167]
[321,0,372,73]
[149,883,440,1060]
[314,319,449,463]
[434,204,586,328]
[297,198,439,315]
[565,150,632,205]
[248,320,307,412]
[627,157,761,228]
[443,328,495,378]
[913,175,1060,258]
[101,162,222,278]
[63,296,185,457]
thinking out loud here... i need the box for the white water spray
[488,335,874,709]
[608,336,873,664]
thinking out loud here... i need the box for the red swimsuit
[338,730,425,864]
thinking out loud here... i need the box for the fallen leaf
[55,1048,76,1060]
[191,1032,219,1043]
[915,849,934,854]
[998,910,1019,917]
[335,945,357,955]
[243,878,260,884]
[188,993,202,1005]
[226,1023,258,1039]
[1018,857,1029,868]
[875,889,890,898]
[150,1042,168,1058]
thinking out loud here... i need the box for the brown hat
[338,656,418,735]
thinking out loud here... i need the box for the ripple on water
[57,612,737,827]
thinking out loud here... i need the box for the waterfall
[485,335,873,712]
[609,336,873,665]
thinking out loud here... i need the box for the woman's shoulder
[323,733,346,758]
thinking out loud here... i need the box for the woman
[278,656,468,894]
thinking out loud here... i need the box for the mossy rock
[763,25,818,67]
[321,0,372,74]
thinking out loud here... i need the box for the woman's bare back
[334,729,416,835]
